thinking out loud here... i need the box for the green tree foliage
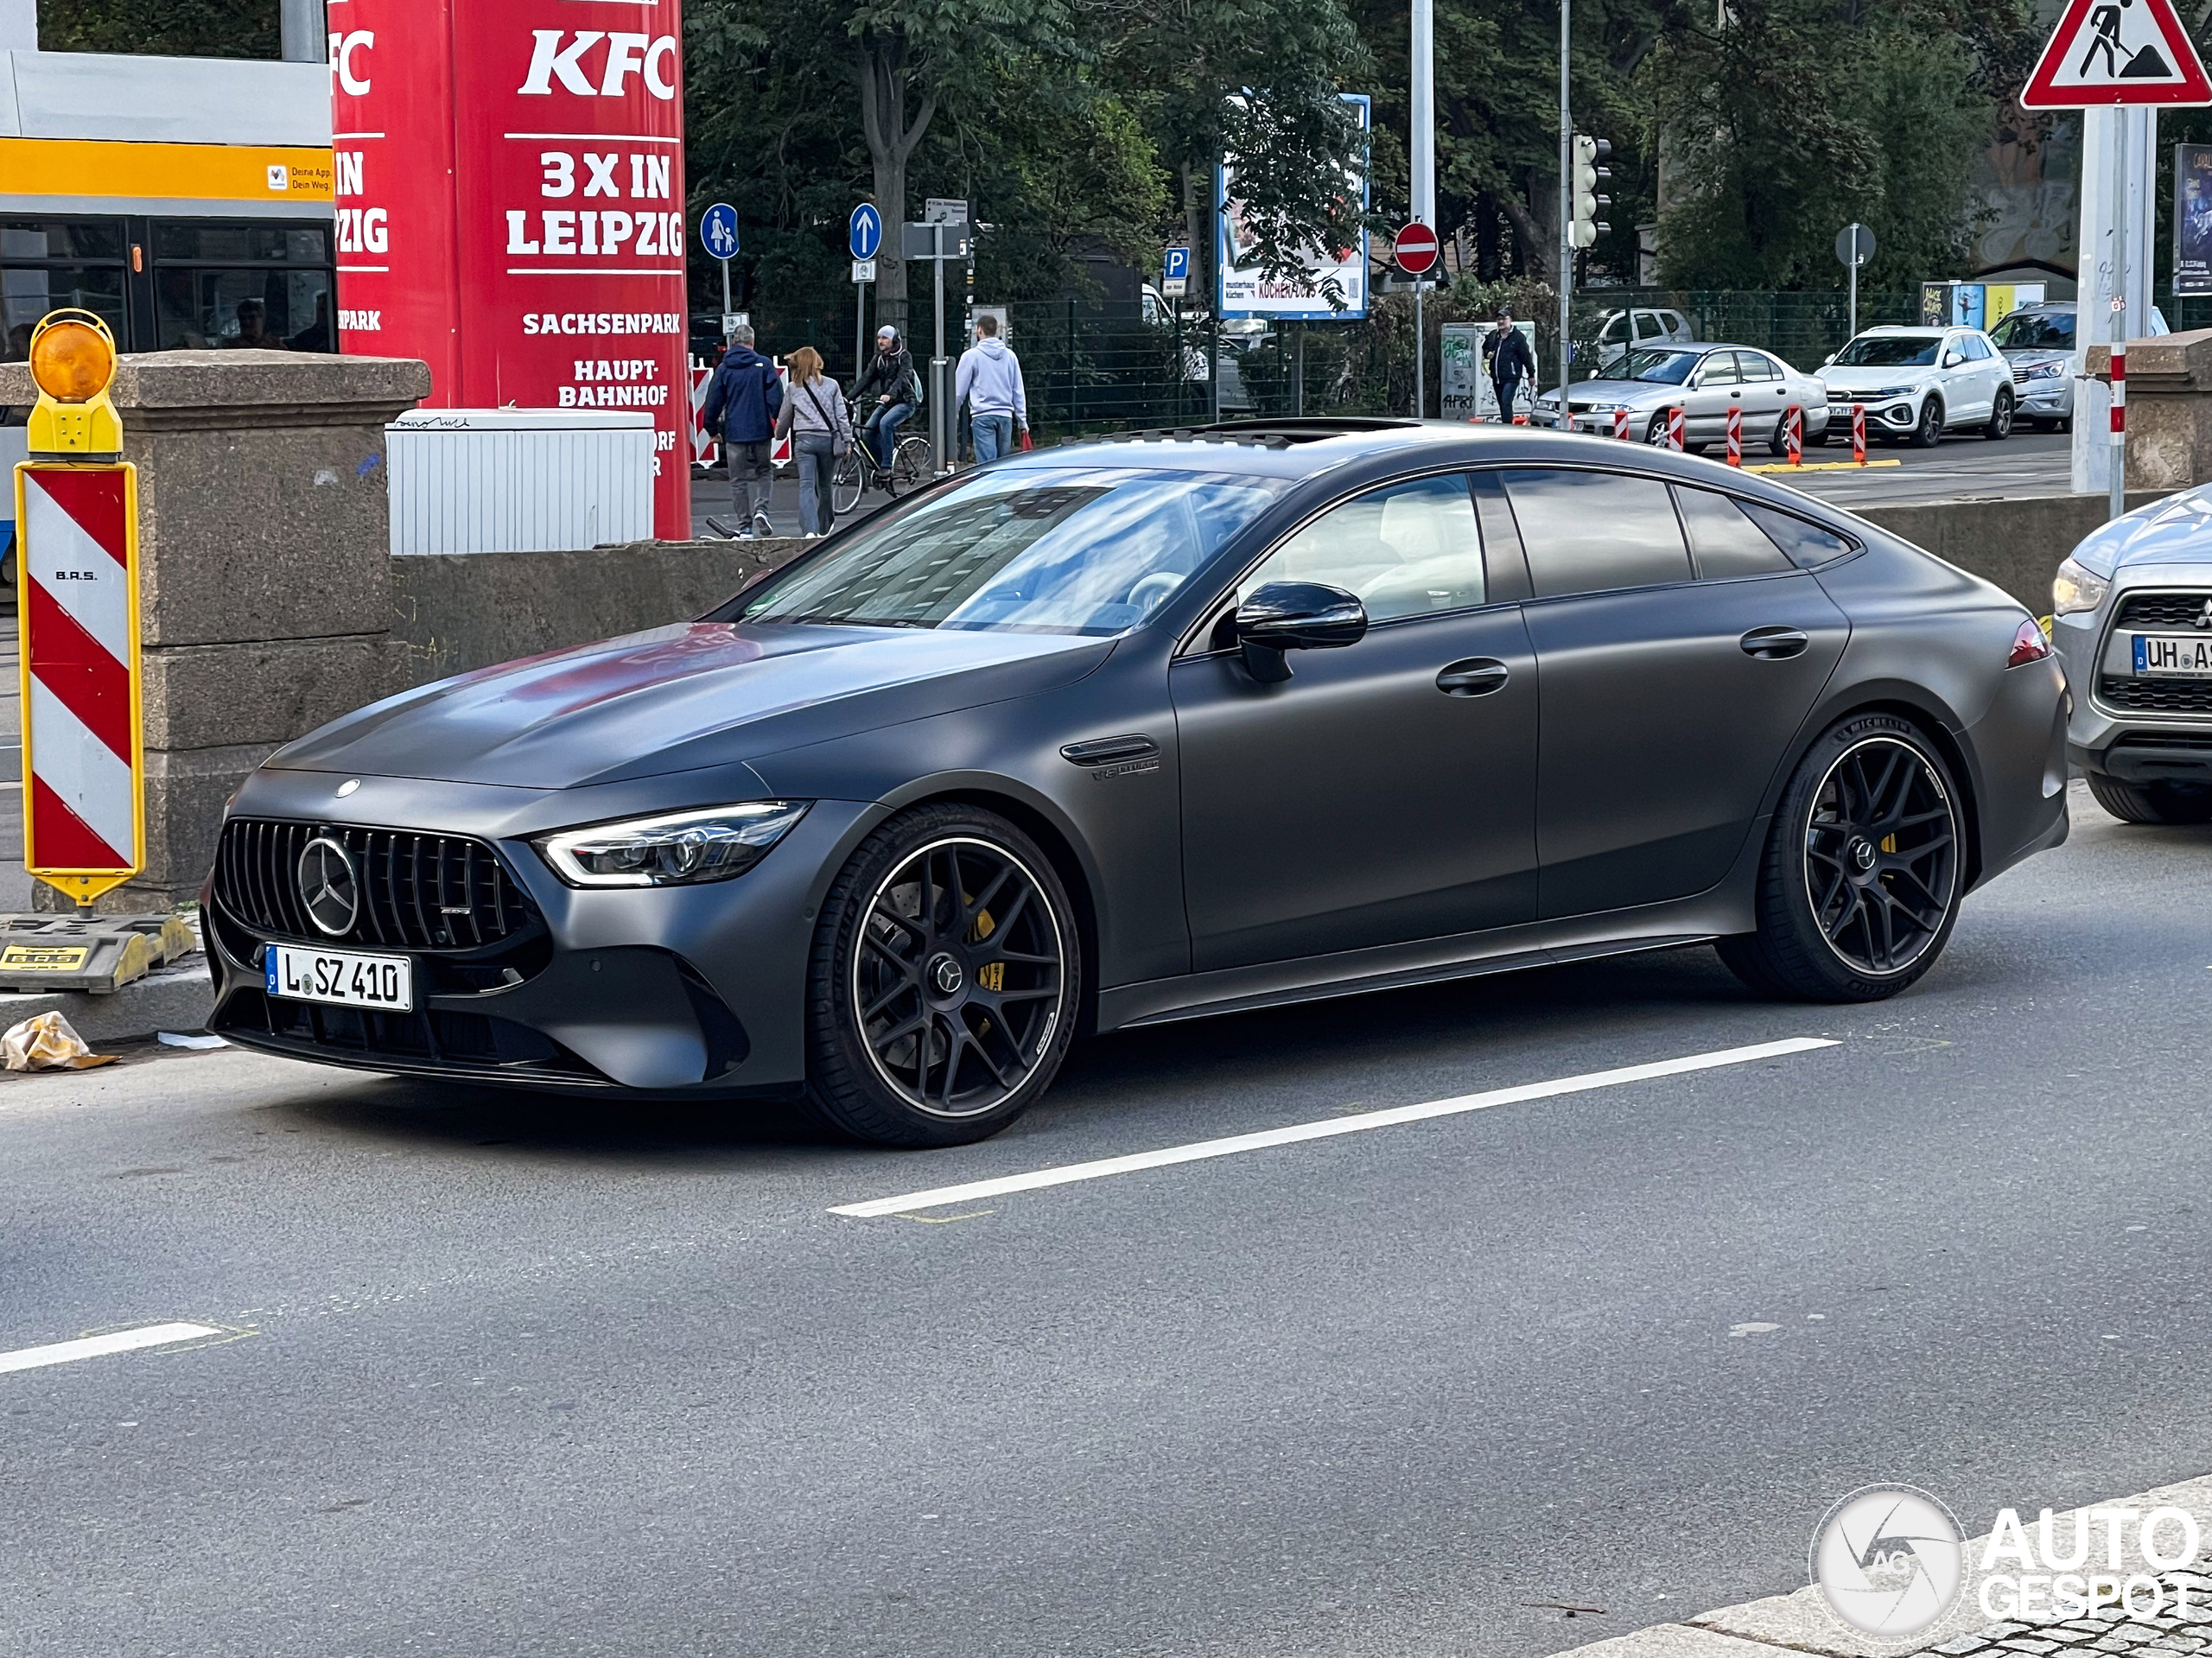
[35,0,275,57]
[1649,0,2038,290]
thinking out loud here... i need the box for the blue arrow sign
[1163,245,1191,282]
[700,203,740,262]
[849,203,884,261]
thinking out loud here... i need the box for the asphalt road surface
[10,779,2212,1658]
[1745,428,2075,509]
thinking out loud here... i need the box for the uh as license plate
[266,944,414,1012]
[2133,633,2212,677]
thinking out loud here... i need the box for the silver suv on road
[2053,486,2212,823]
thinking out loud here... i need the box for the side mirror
[1235,581,1368,683]
[1943,352,1963,367]
[1821,353,1835,367]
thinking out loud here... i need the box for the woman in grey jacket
[772,346,853,537]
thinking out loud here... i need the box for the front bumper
[202,769,883,1096]
[1823,393,1920,432]
[2056,583,2212,786]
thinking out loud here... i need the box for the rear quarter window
[1738,500,1856,569]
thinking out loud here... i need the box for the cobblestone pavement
[1911,1578,2212,1658]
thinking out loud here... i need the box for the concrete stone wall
[0,350,429,911]
[2088,331,2212,492]
[1854,490,2173,613]
[391,537,803,683]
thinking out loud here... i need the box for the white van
[1597,307,1695,372]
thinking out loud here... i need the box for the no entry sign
[1395,221,1440,275]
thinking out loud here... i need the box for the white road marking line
[0,1322,225,1375]
[831,1035,1840,1218]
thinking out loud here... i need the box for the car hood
[2067,482,2212,577]
[1557,378,1686,407]
[1819,364,1936,392]
[267,621,1116,790]
[2000,347,2071,369]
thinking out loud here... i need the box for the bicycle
[831,397,934,515]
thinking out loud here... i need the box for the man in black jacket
[1490,312,1535,423]
[701,325,785,537]
[852,325,918,469]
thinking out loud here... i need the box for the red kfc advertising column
[331,0,691,540]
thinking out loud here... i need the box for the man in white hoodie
[954,314,1028,463]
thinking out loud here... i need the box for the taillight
[2008,617,2052,667]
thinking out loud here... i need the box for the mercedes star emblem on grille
[297,836,360,937]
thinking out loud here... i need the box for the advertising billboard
[2178,143,2212,295]
[331,0,691,539]
[1217,94,1370,321]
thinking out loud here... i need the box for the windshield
[736,466,1287,635]
[1989,310,2074,351]
[1832,334,1942,367]
[1624,347,1700,384]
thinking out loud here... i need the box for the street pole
[856,273,866,384]
[932,234,949,476]
[1847,249,1857,342]
[1412,0,1433,419]
[2111,115,2129,522]
[720,255,733,345]
[1557,0,1572,398]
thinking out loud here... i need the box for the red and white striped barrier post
[1668,405,1685,452]
[1613,407,1630,441]
[1785,405,1803,466]
[16,467,140,895]
[1725,405,1743,467]
[1851,403,1867,466]
[2111,336,2127,508]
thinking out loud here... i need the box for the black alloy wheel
[1719,715,1963,1001]
[1909,397,1944,448]
[1983,388,2014,440]
[807,804,1080,1146]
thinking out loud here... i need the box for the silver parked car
[1530,344,1833,453]
[2052,485,2212,823]
[1987,301,2170,435]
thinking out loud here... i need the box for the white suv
[1818,326,2016,447]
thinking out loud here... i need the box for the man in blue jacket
[701,325,783,537]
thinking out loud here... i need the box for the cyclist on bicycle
[852,325,919,468]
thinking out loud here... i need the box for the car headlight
[1535,396,1560,411]
[1581,399,1623,413]
[535,800,811,887]
[2023,361,2065,381]
[2051,556,2110,617]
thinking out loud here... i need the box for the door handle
[1436,657,1510,696]
[1740,626,1809,660]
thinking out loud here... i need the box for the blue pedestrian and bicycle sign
[700,203,740,261]
[849,203,884,261]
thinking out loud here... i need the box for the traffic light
[1570,135,1612,250]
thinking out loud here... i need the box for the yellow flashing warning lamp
[25,309,123,461]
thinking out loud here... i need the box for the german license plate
[2133,633,2212,677]
[265,944,414,1011]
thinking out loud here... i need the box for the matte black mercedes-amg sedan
[204,419,2069,1145]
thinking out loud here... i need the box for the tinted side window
[1503,469,1692,598]
[1249,473,1484,622]
[1635,312,1663,340]
[1674,486,1793,579]
[1738,500,1855,569]
[1736,352,1779,382]
[1699,353,1740,386]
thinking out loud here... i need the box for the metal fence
[753,287,1931,444]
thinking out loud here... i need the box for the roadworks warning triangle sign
[2023,0,2212,106]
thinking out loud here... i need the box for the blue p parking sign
[1163,246,1190,283]
[700,204,740,262]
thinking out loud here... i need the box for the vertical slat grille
[211,818,533,950]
